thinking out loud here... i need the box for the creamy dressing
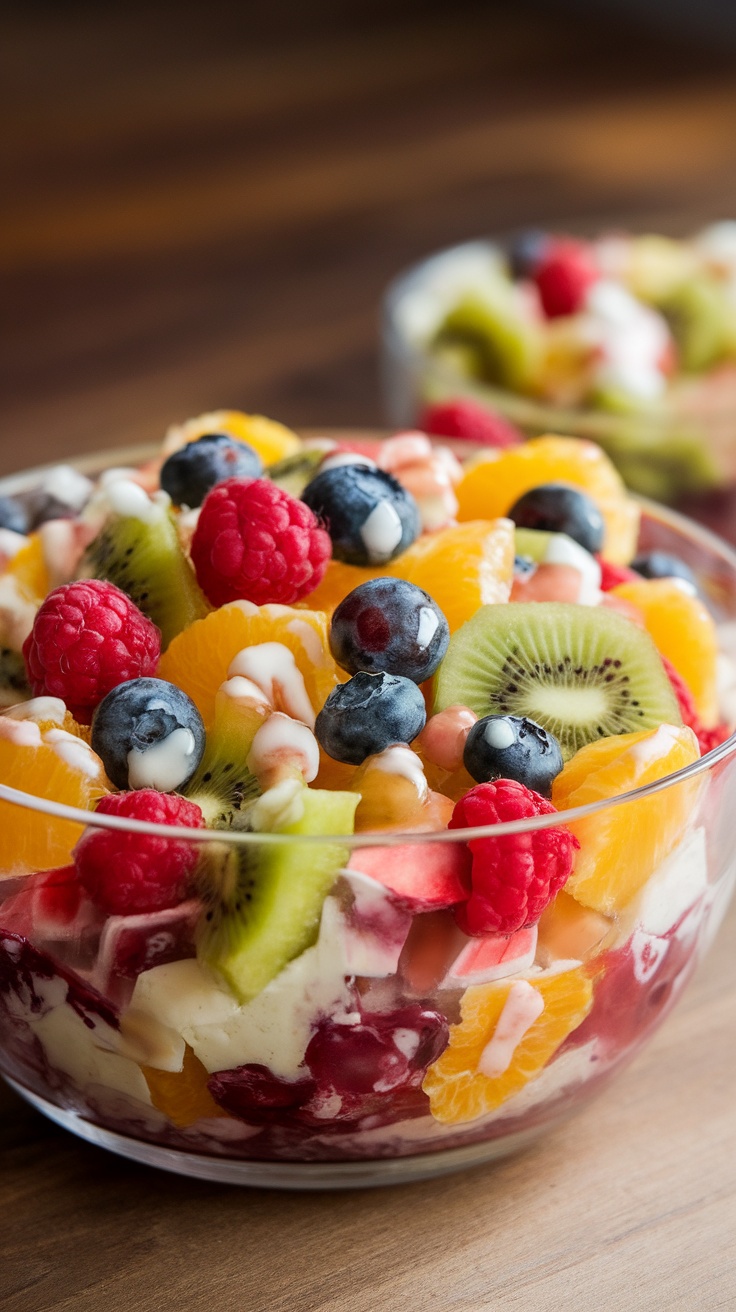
[106,479,160,523]
[228,642,315,727]
[366,744,428,800]
[247,712,319,784]
[6,696,66,724]
[45,728,101,779]
[127,726,198,791]
[542,535,602,606]
[0,716,43,748]
[359,500,403,562]
[478,981,545,1078]
[40,465,94,512]
[218,674,272,709]
[0,529,27,564]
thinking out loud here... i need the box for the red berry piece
[661,656,730,757]
[23,579,160,723]
[75,790,205,916]
[596,556,639,591]
[534,238,599,318]
[419,399,524,448]
[191,477,331,608]
[207,1063,317,1124]
[449,779,578,935]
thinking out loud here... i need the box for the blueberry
[301,465,420,566]
[91,677,206,791]
[631,551,697,588]
[315,671,426,765]
[508,483,604,554]
[513,554,536,578]
[506,227,550,281]
[160,433,263,508]
[463,714,564,797]
[0,495,29,536]
[330,578,449,683]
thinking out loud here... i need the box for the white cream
[416,605,440,650]
[218,674,272,709]
[359,500,403,563]
[319,453,376,473]
[482,718,516,750]
[366,745,428,801]
[106,479,160,523]
[542,534,602,606]
[247,712,319,784]
[127,726,198,792]
[478,981,545,1079]
[45,728,101,779]
[228,642,315,727]
[6,696,66,724]
[0,715,43,748]
[40,465,93,512]
[0,528,27,564]
[0,574,39,650]
[248,777,306,831]
[29,1003,153,1108]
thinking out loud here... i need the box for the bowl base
[4,1075,550,1189]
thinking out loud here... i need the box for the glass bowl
[1,441,736,1190]
[382,238,736,505]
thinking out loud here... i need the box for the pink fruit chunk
[95,899,201,986]
[0,867,101,943]
[398,910,466,993]
[510,563,584,604]
[347,842,471,911]
[331,872,413,978]
[442,924,538,987]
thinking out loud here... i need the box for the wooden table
[2,4,736,1308]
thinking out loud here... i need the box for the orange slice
[551,724,700,915]
[611,577,719,726]
[454,434,639,564]
[301,519,515,632]
[157,601,340,726]
[0,717,109,873]
[423,964,594,1124]
[4,534,50,602]
[142,1045,228,1128]
[163,410,301,466]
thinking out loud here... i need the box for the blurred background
[3,0,736,474]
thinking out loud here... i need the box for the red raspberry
[596,556,639,591]
[661,656,731,757]
[23,580,160,724]
[449,780,578,936]
[418,399,523,448]
[534,238,599,318]
[191,477,332,608]
[75,790,205,915]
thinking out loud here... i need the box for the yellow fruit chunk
[157,601,340,726]
[0,718,109,874]
[301,519,514,632]
[142,1045,228,1128]
[611,577,719,726]
[165,410,301,466]
[351,749,454,833]
[5,534,49,603]
[423,964,594,1124]
[551,724,700,915]
[454,434,639,563]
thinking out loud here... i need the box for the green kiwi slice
[196,785,359,1002]
[266,447,331,498]
[185,693,263,829]
[80,499,209,648]
[432,289,541,392]
[433,602,682,761]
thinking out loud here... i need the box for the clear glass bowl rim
[2,439,736,847]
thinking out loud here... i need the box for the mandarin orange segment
[423,964,594,1124]
[164,410,301,466]
[5,534,49,602]
[142,1045,229,1128]
[611,577,719,726]
[537,891,613,963]
[454,434,639,563]
[551,724,700,915]
[0,721,109,874]
[299,560,385,615]
[397,519,514,632]
[157,601,340,726]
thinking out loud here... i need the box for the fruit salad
[383,225,736,503]
[0,411,734,1183]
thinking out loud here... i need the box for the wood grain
[2,3,736,1308]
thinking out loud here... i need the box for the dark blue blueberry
[0,495,29,536]
[513,554,536,579]
[315,671,426,765]
[160,433,263,508]
[507,483,604,555]
[91,677,205,792]
[330,578,449,683]
[301,465,420,566]
[631,551,697,588]
[506,228,550,281]
[463,714,563,797]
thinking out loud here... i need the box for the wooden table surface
[2,3,736,1308]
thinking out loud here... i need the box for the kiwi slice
[433,602,682,761]
[432,287,541,392]
[80,498,209,648]
[658,276,733,374]
[266,447,331,498]
[196,784,359,1002]
[185,690,264,829]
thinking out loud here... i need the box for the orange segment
[454,434,639,563]
[142,1045,228,1127]
[164,410,301,466]
[423,964,594,1124]
[551,724,700,915]
[4,534,49,603]
[157,601,340,726]
[611,577,719,726]
[301,519,515,632]
[0,719,109,874]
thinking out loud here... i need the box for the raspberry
[191,477,331,607]
[534,238,599,318]
[418,399,523,448]
[661,656,730,757]
[596,556,639,591]
[75,790,205,915]
[23,580,160,724]
[449,780,578,935]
